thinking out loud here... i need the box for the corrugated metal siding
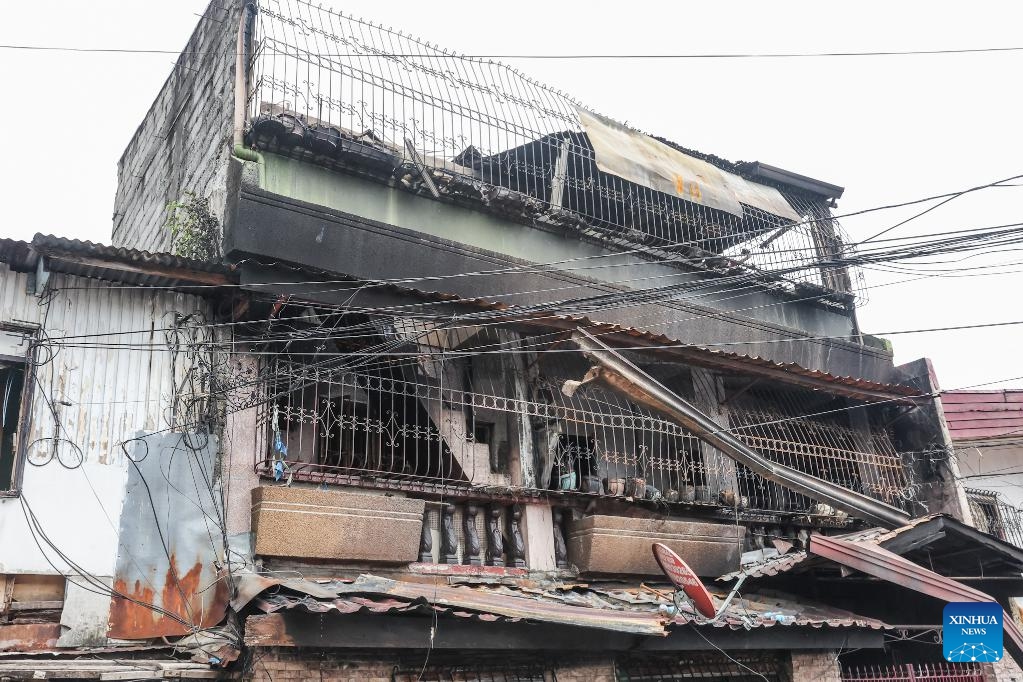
[0,265,210,579]
[22,274,206,462]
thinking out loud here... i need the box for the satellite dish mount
[652,542,750,625]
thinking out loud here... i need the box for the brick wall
[249,651,394,681]
[111,0,241,253]
[790,650,842,682]
[247,650,616,682]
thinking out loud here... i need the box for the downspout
[567,328,912,529]
[232,3,263,177]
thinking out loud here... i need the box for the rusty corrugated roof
[245,573,889,634]
[0,235,234,289]
[719,514,1023,581]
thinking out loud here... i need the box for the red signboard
[651,542,717,619]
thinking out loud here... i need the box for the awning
[577,108,802,222]
[808,534,1023,666]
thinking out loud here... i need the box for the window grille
[257,358,707,499]
[841,663,984,682]
[967,488,1023,549]
[727,387,912,514]
[247,0,863,303]
[615,652,789,681]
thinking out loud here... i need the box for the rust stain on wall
[108,558,229,639]
[0,623,61,651]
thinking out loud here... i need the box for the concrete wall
[0,267,208,643]
[957,442,1023,510]
[111,0,241,252]
[258,154,860,340]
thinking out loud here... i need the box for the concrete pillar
[789,651,842,682]
[222,352,263,538]
[690,368,738,501]
[521,503,556,571]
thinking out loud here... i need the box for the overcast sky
[1,1,1021,390]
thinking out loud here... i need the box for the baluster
[553,508,569,569]
[508,505,526,568]
[418,508,434,563]
[463,504,481,565]
[485,506,504,567]
[440,503,458,564]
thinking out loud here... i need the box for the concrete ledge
[252,486,425,562]
[567,515,744,577]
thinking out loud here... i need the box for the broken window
[0,574,65,626]
[0,357,26,492]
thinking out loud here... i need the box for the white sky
[1,0,1021,390]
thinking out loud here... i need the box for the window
[0,358,26,492]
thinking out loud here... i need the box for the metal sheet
[578,109,802,222]
[329,575,668,636]
[808,534,1023,666]
[108,432,228,639]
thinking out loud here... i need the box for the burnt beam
[243,612,884,651]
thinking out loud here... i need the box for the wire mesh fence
[246,0,864,303]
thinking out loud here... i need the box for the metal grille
[841,663,985,681]
[967,488,1023,549]
[247,0,863,302]
[615,652,789,681]
[257,357,707,497]
[728,388,911,514]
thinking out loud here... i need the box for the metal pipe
[569,328,912,529]
[232,2,257,150]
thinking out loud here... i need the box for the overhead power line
[2,44,1023,59]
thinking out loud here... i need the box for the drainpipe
[567,328,912,529]
[232,3,262,169]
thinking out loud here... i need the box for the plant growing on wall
[166,191,220,262]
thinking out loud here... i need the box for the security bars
[255,348,912,517]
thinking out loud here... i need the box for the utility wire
[3,44,1023,59]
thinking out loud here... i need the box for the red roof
[943,390,1023,441]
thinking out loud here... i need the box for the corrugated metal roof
[245,573,890,634]
[943,390,1023,441]
[0,235,234,289]
[719,513,1023,580]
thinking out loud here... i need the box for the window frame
[0,326,38,497]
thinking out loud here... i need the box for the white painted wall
[957,442,1023,510]
[0,266,206,580]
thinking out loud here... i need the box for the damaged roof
[238,573,889,636]
[719,513,1023,581]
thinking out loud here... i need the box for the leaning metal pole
[567,328,912,529]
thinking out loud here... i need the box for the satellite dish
[652,542,717,619]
